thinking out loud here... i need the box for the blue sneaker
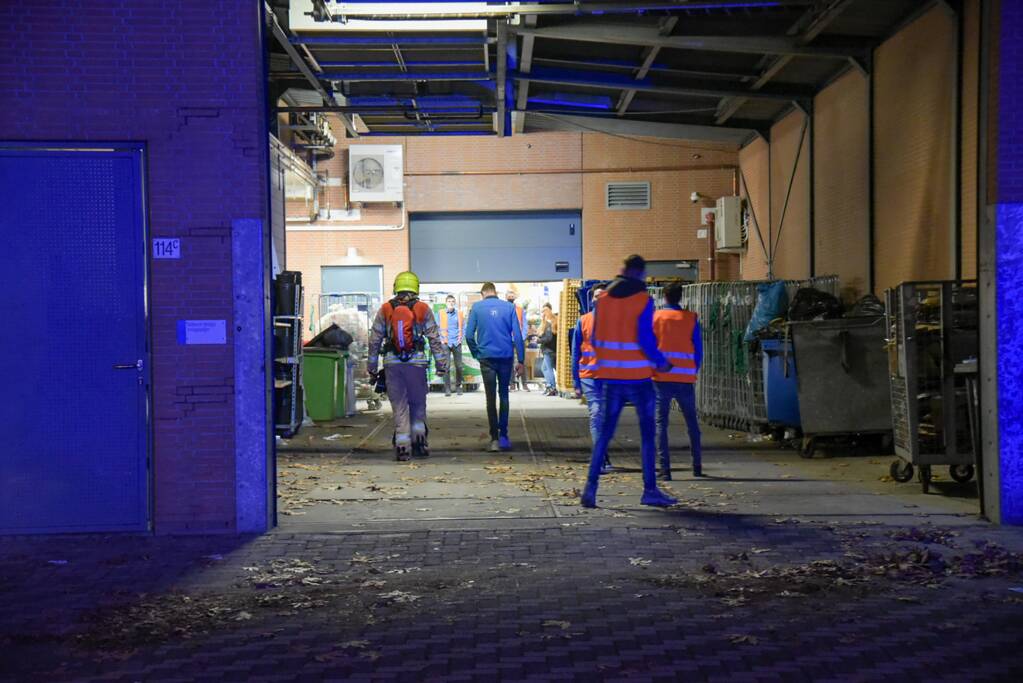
[640,489,678,507]
[498,436,512,451]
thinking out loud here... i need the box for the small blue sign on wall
[177,320,227,345]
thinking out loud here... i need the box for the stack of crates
[556,279,582,394]
[678,276,838,432]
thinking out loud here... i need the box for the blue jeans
[541,350,557,388]
[479,357,513,440]
[587,381,657,491]
[655,382,702,472]
[579,378,604,444]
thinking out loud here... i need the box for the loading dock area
[3,0,1023,678]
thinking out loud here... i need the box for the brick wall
[874,6,956,293]
[961,0,980,279]
[769,110,811,281]
[738,137,771,280]
[0,1,268,533]
[814,70,870,300]
[286,131,740,315]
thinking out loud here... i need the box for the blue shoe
[580,483,598,508]
[641,489,678,507]
[498,436,512,451]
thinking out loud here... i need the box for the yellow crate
[556,279,581,393]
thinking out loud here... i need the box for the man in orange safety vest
[580,255,677,509]
[652,282,703,479]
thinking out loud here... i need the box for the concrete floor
[276,390,981,533]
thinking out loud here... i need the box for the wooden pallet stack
[556,279,582,394]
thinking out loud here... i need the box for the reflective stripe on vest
[578,312,599,379]
[653,308,698,384]
[592,291,654,380]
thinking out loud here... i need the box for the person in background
[439,294,465,397]
[505,289,529,391]
[580,255,677,509]
[538,303,559,396]
[466,282,526,453]
[572,283,613,473]
[367,271,447,462]
[653,283,703,478]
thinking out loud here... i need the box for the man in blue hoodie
[465,282,526,453]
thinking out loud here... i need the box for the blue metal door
[410,211,583,282]
[0,144,150,533]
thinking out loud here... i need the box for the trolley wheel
[949,464,975,483]
[918,465,932,494]
[890,460,914,483]
[368,399,382,411]
[799,437,816,459]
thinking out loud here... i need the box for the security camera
[690,192,701,204]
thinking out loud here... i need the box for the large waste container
[789,316,892,456]
[302,348,347,422]
[761,339,801,430]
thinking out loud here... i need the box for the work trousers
[579,378,604,444]
[654,381,702,472]
[443,345,464,393]
[385,363,428,445]
[587,381,657,491]
[479,357,513,440]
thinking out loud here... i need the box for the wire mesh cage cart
[885,281,979,492]
[316,292,381,411]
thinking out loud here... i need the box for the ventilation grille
[606,182,650,210]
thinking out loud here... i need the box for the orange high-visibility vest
[653,309,698,383]
[592,292,654,381]
[439,308,464,345]
[578,312,599,379]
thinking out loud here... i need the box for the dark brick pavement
[2,393,1022,681]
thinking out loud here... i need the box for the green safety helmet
[393,271,420,295]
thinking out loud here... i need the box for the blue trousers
[479,357,513,439]
[586,381,657,491]
[541,350,557,388]
[579,378,603,444]
[654,381,702,472]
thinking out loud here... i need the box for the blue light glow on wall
[997,3,1023,525]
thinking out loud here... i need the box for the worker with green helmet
[367,271,447,461]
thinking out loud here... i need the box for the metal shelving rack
[885,280,978,492]
[274,278,304,437]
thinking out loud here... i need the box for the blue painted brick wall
[0,1,268,533]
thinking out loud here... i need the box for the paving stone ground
[3,392,1022,682]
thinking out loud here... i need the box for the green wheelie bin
[302,348,348,422]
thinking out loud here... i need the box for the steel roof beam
[265,4,358,138]
[514,14,539,127]
[497,21,508,136]
[512,23,871,59]
[321,1,814,19]
[617,16,679,116]
[716,0,856,124]
[514,67,815,102]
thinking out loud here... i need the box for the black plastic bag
[305,323,354,350]
[788,288,843,321]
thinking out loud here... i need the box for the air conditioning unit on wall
[715,196,744,252]
[348,144,404,203]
